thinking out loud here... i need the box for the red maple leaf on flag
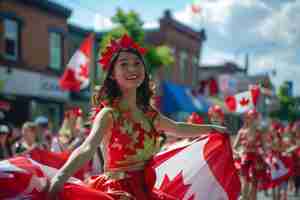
[158,171,194,200]
[239,98,250,106]
[79,65,89,78]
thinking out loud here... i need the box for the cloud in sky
[173,0,300,95]
[53,0,299,95]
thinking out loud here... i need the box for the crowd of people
[1,34,300,200]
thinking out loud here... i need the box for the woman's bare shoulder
[93,106,115,125]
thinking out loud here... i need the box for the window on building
[3,19,19,60]
[49,32,63,70]
[170,46,176,56]
[179,50,188,82]
[192,56,199,86]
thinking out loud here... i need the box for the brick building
[145,10,206,87]
[0,0,71,129]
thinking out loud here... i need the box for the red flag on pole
[191,0,202,14]
[59,34,93,92]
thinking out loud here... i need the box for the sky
[52,0,300,95]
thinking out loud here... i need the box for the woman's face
[112,51,145,91]
[22,128,36,143]
[245,116,258,127]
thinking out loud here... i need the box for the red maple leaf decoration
[98,34,147,71]
[158,171,194,200]
[239,97,250,106]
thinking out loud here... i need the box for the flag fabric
[59,34,93,92]
[0,148,88,200]
[146,132,241,200]
[27,148,88,180]
[0,156,49,200]
[225,85,260,113]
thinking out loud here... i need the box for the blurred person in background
[208,105,225,126]
[0,123,14,160]
[233,109,266,200]
[15,121,42,154]
[35,116,52,149]
[51,107,85,153]
[292,121,300,196]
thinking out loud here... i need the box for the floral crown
[98,34,147,71]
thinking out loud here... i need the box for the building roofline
[160,10,205,42]
[198,62,245,72]
[9,0,72,18]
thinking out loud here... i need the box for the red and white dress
[238,130,267,181]
[258,132,294,189]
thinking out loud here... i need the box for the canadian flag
[225,85,260,113]
[146,133,241,200]
[59,34,93,92]
[259,154,293,190]
[0,148,88,200]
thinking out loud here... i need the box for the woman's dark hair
[98,48,153,112]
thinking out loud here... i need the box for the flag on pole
[191,0,202,14]
[225,85,260,113]
[59,34,93,92]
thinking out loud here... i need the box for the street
[257,191,299,200]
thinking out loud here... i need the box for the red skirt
[88,170,156,200]
[60,170,159,200]
[239,152,267,181]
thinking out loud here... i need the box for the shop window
[30,100,61,131]
[179,50,188,82]
[192,56,199,86]
[3,19,19,61]
[49,31,63,71]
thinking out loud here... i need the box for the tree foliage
[99,8,174,76]
[269,81,299,122]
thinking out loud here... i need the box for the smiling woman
[43,34,234,200]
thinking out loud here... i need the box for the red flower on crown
[98,34,147,71]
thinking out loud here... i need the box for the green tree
[269,81,299,122]
[99,8,174,77]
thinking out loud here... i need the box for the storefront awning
[161,81,201,115]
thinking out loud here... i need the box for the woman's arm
[47,107,113,197]
[154,113,226,138]
[232,130,242,152]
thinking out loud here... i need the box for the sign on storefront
[0,66,69,101]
